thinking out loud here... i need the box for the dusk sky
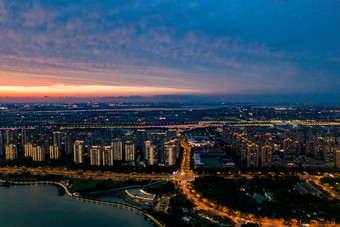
[0,0,339,101]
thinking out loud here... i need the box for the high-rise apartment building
[6,130,14,145]
[145,140,157,165]
[125,141,135,161]
[24,142,34,157]
[53,131,61,147]
[33,146,45,161]
[22,128,28,145]
[64,132,73,155]
[0,131,4,156]
[49,144,60,159]
[335,147,340,167]
[164,144,176,166]
[283,138,293,155]
[247,143,260,167]
[261,145,273,167]
[90,145,102,166]
[112,139,123,161]
[73,140,85,164]
[324,138,336,162]
[102,146,114,166]
[5,144,17,160]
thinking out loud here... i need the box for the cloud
[0,0,339,97]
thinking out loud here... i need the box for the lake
[0,184,153,227]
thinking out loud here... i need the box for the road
[301,175,340,200]
[0,167,173,181]
[178,139,256,226]
[178,139,339,227]
[1,138,340,226]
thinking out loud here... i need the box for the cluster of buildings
[21,131,63,161]
[282,127,339,162]
[73,137,179,167]
[223,125,340,168]
[0,128,180,167]
[223,125,274,167]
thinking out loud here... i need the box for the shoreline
[0,181,165,227]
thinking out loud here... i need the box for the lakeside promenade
[0,180,165,227]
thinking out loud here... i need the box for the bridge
[1,119,339,130]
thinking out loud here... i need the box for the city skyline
[0,1,339,103]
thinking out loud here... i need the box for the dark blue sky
[0,0,339,100]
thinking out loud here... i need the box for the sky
[0,0,339,103]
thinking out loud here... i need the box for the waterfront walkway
[86,180,164,195]
[0,180,165,227]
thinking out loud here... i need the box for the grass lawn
[68,179,104,193]
[201,158,221,168]
[145,181,175,195]
[68,178,151,193]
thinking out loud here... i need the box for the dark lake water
[0,185,153,227]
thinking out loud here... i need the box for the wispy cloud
[0,0,339,97]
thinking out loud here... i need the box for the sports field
[201,158,221,168]
[184,128,209,136]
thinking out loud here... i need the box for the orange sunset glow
[0,84,199,97]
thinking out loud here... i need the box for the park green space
[68,178,151,193]
[320,177,340,193]
[151,193,234,227]
[144,181,175,195]
[194,175,340,223]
